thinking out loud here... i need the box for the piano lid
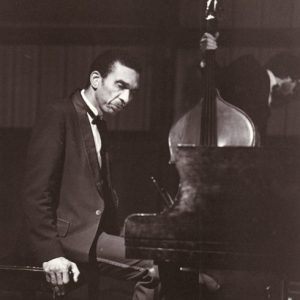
[126,146,300,244]
[125,146,300,271]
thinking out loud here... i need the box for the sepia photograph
[0,0,300,299]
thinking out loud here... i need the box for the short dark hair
[264,52,300,79]
[88,49,141,79]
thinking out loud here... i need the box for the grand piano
[125,146,300,299]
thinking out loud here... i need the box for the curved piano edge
[124,212,158,238]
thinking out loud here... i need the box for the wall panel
[218,0,234,29]
[285,101,300,136]
[292,0,300,27]
[39,46,66,108]
[0,46,39,128]
[179,0,202,28]
[0,46,15,127]
[173,49,200,121]
[261,0,294,28]
[13,46,39,127]
[64,45,94,94]
[0,0,165,27]
[232,0,262,28]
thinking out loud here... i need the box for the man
[200,32,300,143]
[22,49,158,299]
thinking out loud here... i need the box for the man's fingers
[45,272,51,283]
[203,32,214,39]
[200,32,218,51]
[62,269,70,284]
[56,272,63,286]
[70,262,80,282]
[203,32,219,40]
[200,39,217,48]
[43,257,80,288]
[49,271,57,285]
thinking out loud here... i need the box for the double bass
[168,0,257,163]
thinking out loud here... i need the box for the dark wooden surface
[125,146,300,299]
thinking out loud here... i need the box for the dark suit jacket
[217,55,271,143]
[23,90,118,264]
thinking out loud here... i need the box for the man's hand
[200,32,219,53]
[199,32,219,68]
[43,257,80,296]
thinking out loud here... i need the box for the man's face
[94,61,139,116]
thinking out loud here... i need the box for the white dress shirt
[266,69,277,106]
[81,89,103,167]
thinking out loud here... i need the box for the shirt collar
[267,69,277,90]
[81,89,99,117]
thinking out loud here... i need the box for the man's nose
[119,89,131,104]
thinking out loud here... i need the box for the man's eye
[117,83,125,89]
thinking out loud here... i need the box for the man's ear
[90,71,102,89]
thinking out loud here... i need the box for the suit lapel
[71,91,103,194]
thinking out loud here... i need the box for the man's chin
[104,107,121,116]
